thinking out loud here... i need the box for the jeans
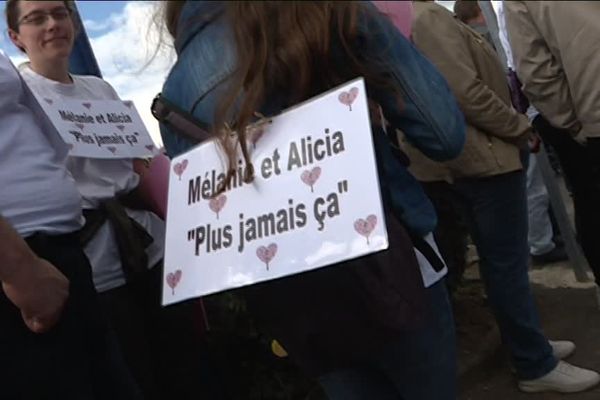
[455,170,557,380]
[421,181,469,291]
[318,280,456,400]
[526,153,556,256]
[532,115,600,284]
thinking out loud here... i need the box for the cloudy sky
[0,1,455,147]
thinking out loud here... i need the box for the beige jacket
[411,1,530,179]
[398,129,452,183]
[505,1,600,141]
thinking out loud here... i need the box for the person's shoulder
[413,1,455,25]
[412,1,459,41]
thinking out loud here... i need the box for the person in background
[526,154,567,265]
[506,1,600,292]
[158,2,466,399]
[5,1,219,399]
[411,0,599,393]
[454,0,494,46]
[0,51,141,400]
[398,135,470,293]
[373,0,470,293]
[490,0,567,266]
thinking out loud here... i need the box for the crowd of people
[0,1,598,399]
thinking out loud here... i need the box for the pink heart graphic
[116,125,125,132]
[75,123,85,130]
[123,101,133,109]
[43,98,53,105]
[301,166,322,192]
[166,269,182,295]
[107,146,117,154]
[173,159,189,181]
[354,214,378,244]
[145,144,155,152]
[257,243,278,270]
[338,87,359,111]
[208,194,227,219]
[82,102,92,110]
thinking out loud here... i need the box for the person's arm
[0,216,69,333]
[504,1,581,136]
[360,4,465,162]
[411,4,530,144]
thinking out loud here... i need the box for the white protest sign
[36,97,157,158]
[163,78,388,305]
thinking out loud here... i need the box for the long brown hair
[163,1,400,193]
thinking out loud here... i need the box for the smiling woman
[6,0,76,82]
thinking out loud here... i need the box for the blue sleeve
[359,6,466,161]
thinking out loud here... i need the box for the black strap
[409,234,446,273]
[25,231,81,248]
[151,93,212,144]
[79,200,154,283]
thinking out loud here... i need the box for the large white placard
[163,78,388,305]
[36,97,157,158]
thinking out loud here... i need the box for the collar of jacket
[176,1,225,55]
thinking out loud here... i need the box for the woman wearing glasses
[5,2,219,399]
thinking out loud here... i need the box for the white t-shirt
[0,53,83,237]
[21,65,165,293]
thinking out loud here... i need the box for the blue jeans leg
[455,171,557,380]
[527,154,555,256]
[318,281,457,400]
[376,280,457,399]
[319,367,399,400]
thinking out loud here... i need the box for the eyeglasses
[18,7,72,27]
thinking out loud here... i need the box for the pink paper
[136,152,170,219]
[373,1,414,39]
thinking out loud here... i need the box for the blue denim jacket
[160,1,465,236]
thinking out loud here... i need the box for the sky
[0,1,455,147]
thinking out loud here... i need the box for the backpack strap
[151,93,212,144]
[409,233,446,273]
